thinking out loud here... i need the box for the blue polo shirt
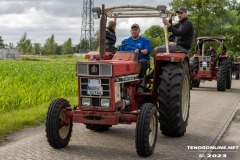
[120,36,151,60]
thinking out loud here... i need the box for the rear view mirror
[92,7,101,13]
[92,7,101,19]
[157,5,166,11]
[94,12,100,19]
[160,12,168,18]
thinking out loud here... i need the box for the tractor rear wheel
[158,61,190,137]
[192,79,200,88]
[236,65,240,80]
[226,58,232,89]
[193,57,199,74]
[136,103,158,157]
[226,69,232,89]
[217,61,227,91]
[236,70,239,80]
[46,98,73,148]
[85,124,111,131]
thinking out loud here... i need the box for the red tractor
[232,57,240,80]
[46,5,191,157]
[85,51,113,60]
[191,36,232,91]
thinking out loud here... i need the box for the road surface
[1,79,240,160]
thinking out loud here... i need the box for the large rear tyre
[236,70,239,80]
[217,62,227,91]
[226,58,232,89]
[192,79,200,88]
[85,124,111,131]
[193,57,199,74]
[136,103,158,157]
[46,98,73,148]
[226,69,232,89]
[158,61,190,137]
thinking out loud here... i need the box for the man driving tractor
[120,23,151,79]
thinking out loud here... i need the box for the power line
[80,0,94,53]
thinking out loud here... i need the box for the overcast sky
[0,0,171,46]
[0,0,172,47]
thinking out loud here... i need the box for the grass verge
[0,97,78,141]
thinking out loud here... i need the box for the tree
[9,43,14,49]
[75,43,81,53]
[92,30,100,50]
[17,33,32,55]
[218,2,240,55]
[43,34,57,55]
[0,36,4,48]
[61,38,73,54]
[169,0,239,54]
[79,39,89,53]
[33,43,42,55]
[142,25,165,53]
[55,45,62,55]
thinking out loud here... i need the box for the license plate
[87,86,103,95]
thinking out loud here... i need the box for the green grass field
[0,55,83,139]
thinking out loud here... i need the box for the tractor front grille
[199,56,211,70]
[80,78,111,107]
[199,61,210,68]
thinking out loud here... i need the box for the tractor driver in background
[206,45,217,57]
[207,45,217,67]
[119,23,151,79]
[208,45,217,57]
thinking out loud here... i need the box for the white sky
[0,0,172,47]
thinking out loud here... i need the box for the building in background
[0,48,20,59]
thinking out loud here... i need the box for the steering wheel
[119,43,142,54]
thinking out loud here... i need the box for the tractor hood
[76,60,141,77]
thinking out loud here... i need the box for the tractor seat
[112,51,138,62]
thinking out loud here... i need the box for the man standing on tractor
[153,6,194,54]
[120,23,151,79]
[147,6,194,80]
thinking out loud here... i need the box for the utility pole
[80,0,94,53]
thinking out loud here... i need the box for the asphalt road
[1,79,240,160]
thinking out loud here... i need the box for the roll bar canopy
[195,36,227,56]
[93,4,174,59]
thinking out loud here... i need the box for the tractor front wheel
[217,62,227,91]
[46,98,73,148]
[158,61,190,137]
[135,103,158,157]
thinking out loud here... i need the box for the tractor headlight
[101,98,110,107]
[82,98,91,106]
[76,63,112,76]
[77,63,88,75]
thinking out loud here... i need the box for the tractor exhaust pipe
[99,4,106,60]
